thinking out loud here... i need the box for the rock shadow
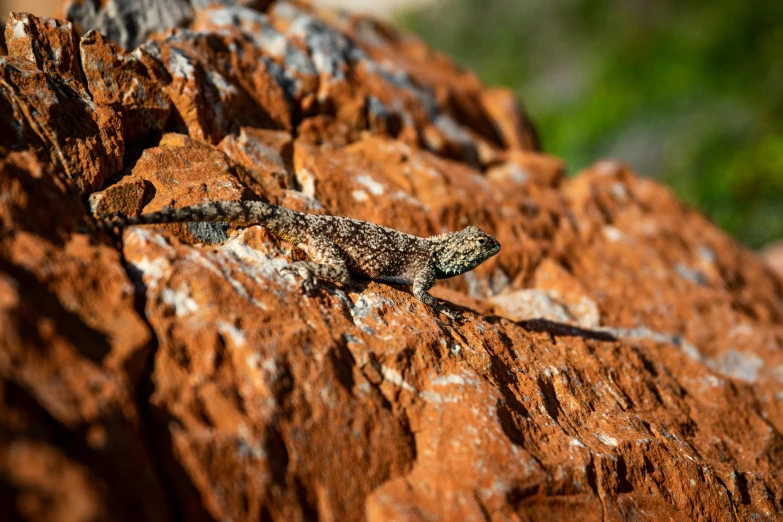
[516,318,617,343]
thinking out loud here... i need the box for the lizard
[95,200,501,320]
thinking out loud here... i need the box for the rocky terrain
[1,1,783,521]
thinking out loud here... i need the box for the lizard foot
[436,305,463,322]
[279,262,317,293]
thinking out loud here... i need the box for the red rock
[761,240,783,281]
[154,28,291,144]
[218,126,295,197]
[120,224,417,521]
[191,5,319,105]
[90,133,254,244]
[481,87,540,151]
[0,151,166,522]
[2,2,782,521]
[486,150,565,188]
[66,0,194,50]
[88,176,148,220]
[4,12,82,87]
[80,30,172,143]
[0,19,7,56]
[1,13,123,193]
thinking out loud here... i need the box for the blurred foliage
[399,0,783,247]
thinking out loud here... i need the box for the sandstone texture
[2,2,783,521]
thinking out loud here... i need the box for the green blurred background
[400,0,783,248]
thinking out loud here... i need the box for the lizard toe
[301,278,317,294]
[438,306,463,322]
[280,263,319,294]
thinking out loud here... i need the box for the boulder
[1,3,781,521]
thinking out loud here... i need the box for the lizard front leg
[412,265,462,321]
[280,237,350,292]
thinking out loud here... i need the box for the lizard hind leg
[280,261,349,292]
[279,237,351,293]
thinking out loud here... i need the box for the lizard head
[432,225,501,278]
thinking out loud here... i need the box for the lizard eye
[477,238,486,245]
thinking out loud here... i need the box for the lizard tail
[94,200,278,230]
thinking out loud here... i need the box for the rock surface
[762,241,783,281]
[1,13,124,193]
[1,2,783,522]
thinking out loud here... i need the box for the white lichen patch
[615,323,766,385]
[610,182,628,200]
[11,17,27,39]
[128,226,175,250]
[236,424,267,461]
[128,256,171,290]
[122,77,145,104]
[430,374,467,387]
[674,262,708,286]
[51,46,62,66]
[701,374,725,389]
[261,357,278,375]
[351,189,369,202]
[168,48,196,79]
[217,320,247,348]
[295,167,316,197]
[161,285,198,316]
[347,292,398,334]
[260,29,287,57]
[595,434,619,447]
[603,225,625,242]
[487,162,530,184]
[697,246,717,264]
[87,192,104,213]
[492,289,570,323]
[379,365,417,393]
[186,232,297,308]
[604,326,703,362]
[207,69,238,97]
[219,232,292,283]
[419,370,483,405]
[434,114,473,146]
[408,155,443,180]
[705,349,763,383]
[282,189,323,211]
[391,189,428,210]
[418,389,457,405]
[190,252,261,308]
[491,289,600,328]
[354,174,385,196]
[569,297,600,328]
